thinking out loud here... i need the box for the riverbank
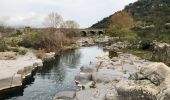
[54,49,170,100]
[0,44,78,93]
[1,46,108,100]
[0,50,43,92]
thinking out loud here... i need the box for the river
[3,46,108,100]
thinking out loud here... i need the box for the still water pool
[3,46,108,100]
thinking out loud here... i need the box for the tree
[60,20,79,29]
[110,11,134,28]
[43,12,63,28]
[107,12,138,42]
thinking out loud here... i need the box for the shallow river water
[3,46,108,100]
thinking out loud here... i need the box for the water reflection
[4,46,108,100]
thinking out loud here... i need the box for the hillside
[91,0,170,29]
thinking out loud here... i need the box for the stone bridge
[79,29,106,36]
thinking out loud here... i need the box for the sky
[0,0,137,28]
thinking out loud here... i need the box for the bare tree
[60,20,79,29]
[43,12,63,28]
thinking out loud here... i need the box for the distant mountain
[91,0,170,29]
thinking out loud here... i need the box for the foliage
[107,26,138,43]
[91,0,170,41]
[18,32,40,48]
[0,39,8,52]
[18,49,27,55]
[110,12,134,28]
[60,29,80,38]
[16,30,22,35]
[3,36,22,47]
[158,32,170,42]
[19,31,75,52]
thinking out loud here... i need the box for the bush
[4,36,22,47]
[107,26,138,43]
[0,39,8,52]
[159,32,170,42]
[18,49,27,55]
[18,32,40,48]
[60,29,80,38]
[16,30,22,35]
[19,31,74,52]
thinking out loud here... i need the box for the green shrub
[0,40,8,52]
[18,32,40,48]
[159,32,170,42]
[18,49,27,55]
[16,30,22,35]
[4,36,22,47]
[107,26,138,43]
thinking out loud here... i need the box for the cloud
[0,0,137,28]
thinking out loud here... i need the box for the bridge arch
[81,31,87,37]
[80,29,105,37]
[90,31,96,36]
[98,31,104,35]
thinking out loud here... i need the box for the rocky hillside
[91,0,170,29]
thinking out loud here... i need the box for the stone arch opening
[90,31,96,36]
[81,31,87,37]
[98,31,104,35]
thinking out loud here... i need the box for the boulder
[116,80,158,100]
[80,66,97,73]
[116,63,170,100]
[152,43,170,65]
[75,73,92,84]
[53,91,76,100]
[34,59,43,67]
[76,89,102,100]
[0,51,43,91]
[76,83,116,100]
[44,52,56,61]
[0,75,13,90]
[105,89,118,100]
[11,74,22,88]
[92,69,123,83]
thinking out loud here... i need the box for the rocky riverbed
[54,51,170,100]
[0,51,43,91]
[0,49,60,92]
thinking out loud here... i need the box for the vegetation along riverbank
[0,0,170,99]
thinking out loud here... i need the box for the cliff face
[91,0,170,29]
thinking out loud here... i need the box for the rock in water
[53,91,76,100]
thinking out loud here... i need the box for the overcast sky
[0,0,137,28]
